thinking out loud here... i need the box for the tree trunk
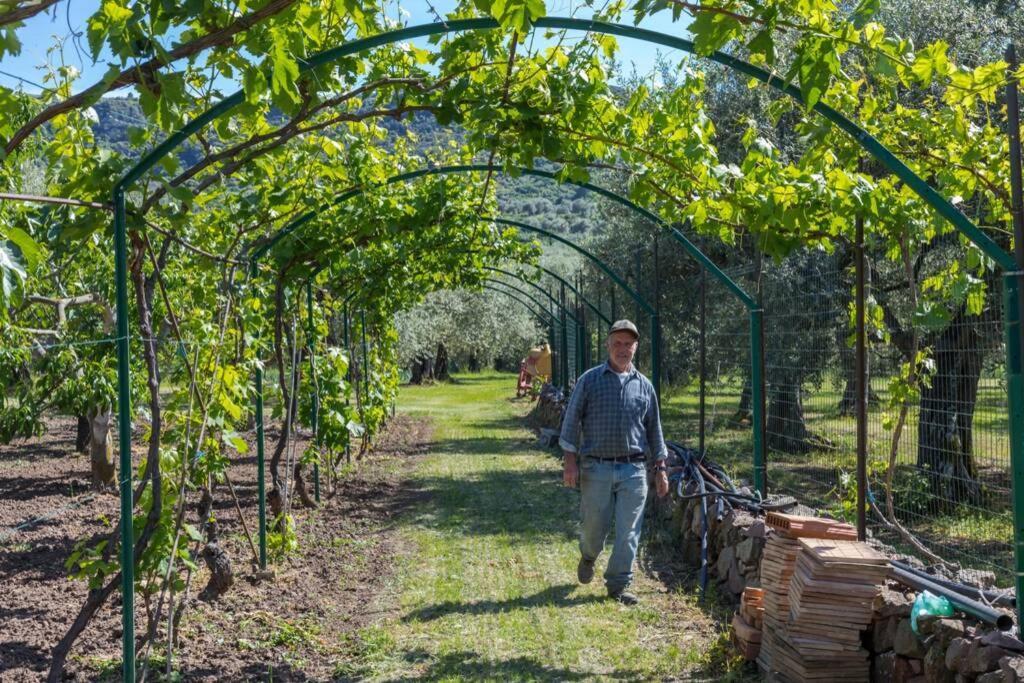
[767,383,813,453]
[916,319,984,506]
[75,415,90,453]
[731,379,752,426]
[409,353,434,384]
[198,520,233,601]
[434,342,449,381]
[88,407,115,490]
[293,461,316,508]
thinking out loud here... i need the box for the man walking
[559,320,669,605]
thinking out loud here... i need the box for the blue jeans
[578,458,648,593]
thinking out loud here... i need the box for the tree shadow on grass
[405,465,577,544]
[430,435,542,456]
[401,583,605,623]
[383,647,645,682]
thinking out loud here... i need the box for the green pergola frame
[107,17,1024,681]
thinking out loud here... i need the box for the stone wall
[652,494,1024,682]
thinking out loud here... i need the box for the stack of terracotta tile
[732,587,765,660]
[766,538,888,680]
[757,513,865,680]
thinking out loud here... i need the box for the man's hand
[655,469,669,498]
[563,452,579,488]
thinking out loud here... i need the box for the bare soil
[0,414,432,682]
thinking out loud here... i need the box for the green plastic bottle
[910,590,954,634]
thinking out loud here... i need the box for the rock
[873,651,897,681]
[727,561,747,597]
[976,672,1006,683]
[875,586,915,619]
[981,632,1024,654]
[946,638,971,672]
[745,518,766,538]
[894,655,916,680]
[737,536,765,564]
[872,617,899,653]
[716,544,735,580]
[919,618,967,648]
[959,569,997,589]
[910,659,924,675]
[924,644,956,683]
[1000,655,1024,682]
[895,618,928,658]
[965,641,1014,675]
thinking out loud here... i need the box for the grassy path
[345,372,728,681]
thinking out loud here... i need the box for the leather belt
[591,453,645,464]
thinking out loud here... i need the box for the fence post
[306,282,320,504]
[700,270,707,455]
[1003,43,1024,630]
[342,304,351,464]
[750,308,767,496]
[654,234,662,390]
[560,282,569,387]
[360,311,369,403]
[113,190,136,683]
[855,214,867,541]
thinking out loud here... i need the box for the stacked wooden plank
[732,587,766,660]
[758,514,886,682]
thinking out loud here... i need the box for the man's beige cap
[608,319,639,340]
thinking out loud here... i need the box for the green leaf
[268,29,301,106]
[690,9,744,56]
[849,0,880,29]
[4,228,42,271]
[0,242,27,305]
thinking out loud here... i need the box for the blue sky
[0,0,692,95]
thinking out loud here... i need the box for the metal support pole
[651,315,661,400]
[634,249,642,367]
[248,261,268,570]
[855,214,868,541]
[1004,43,1024,630]
[306,282,320,504]
[360,310,369,404]
[254,347,267,568]
[699,270,706,455]
[113,191,136,683]
[342,305,351,463]
[654,235,662,390]
[750,308,767,495]
[560,282,569,387]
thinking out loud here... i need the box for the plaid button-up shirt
[558,361,668,462]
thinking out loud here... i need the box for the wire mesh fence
[654,246,1013,588]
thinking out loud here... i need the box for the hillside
[90,97,602,235]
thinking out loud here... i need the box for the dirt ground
[0,415,432,682]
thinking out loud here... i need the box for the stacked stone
[868,582,1024,683]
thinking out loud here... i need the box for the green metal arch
[117,17,1010,270]
[484,277,578,325]
[479,282,554,326]
[487,264,611,326]
[253,164,751,310]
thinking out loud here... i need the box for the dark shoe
[577,557,595,584]
[609,589,638,605]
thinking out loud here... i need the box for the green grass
[338,371,739,681]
